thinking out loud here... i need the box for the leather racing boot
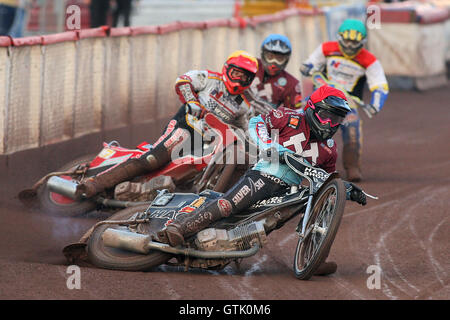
[314,261,338,276]
[158,199,233,247]
[343,144,362,182]
[76,152,164,198]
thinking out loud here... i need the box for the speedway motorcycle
[19,113,250,217]
[68,152,377,280]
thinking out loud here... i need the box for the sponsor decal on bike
[94,154,132,169]
[178,206,196,214]
[98,148,116,159]
[190,197,206,208]
[304,166,329,181]
[217,199,232,216]
[250,196,283,208]
[150,209,177,220]
[232,185,251,206]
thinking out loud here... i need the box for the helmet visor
[227,65,255,87]
[263,51,289,65]
[315,108,345,127]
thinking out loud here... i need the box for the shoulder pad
[322,41,341,56]
[354,49,377,68]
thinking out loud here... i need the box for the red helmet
[222,50,258,95]
[305,85,351,141]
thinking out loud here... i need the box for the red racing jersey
[250,58,302,110]
[260,107,338,173]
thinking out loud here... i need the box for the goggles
[227,66,254,86]
[340,38,362,49]
[315,108,345,127]
[263,51,289,65]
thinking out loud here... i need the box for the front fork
[296,194,313,237]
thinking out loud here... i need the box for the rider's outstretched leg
[76,105,196,199]
[76,144,170,198]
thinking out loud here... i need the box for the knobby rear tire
[293,178,346,280]
[87,205,172,271]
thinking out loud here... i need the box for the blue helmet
[261,34,292,76]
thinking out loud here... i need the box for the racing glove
[300,63,314,77]
[362,103,380,117]
[185,101,206,119]
[368,87,389,116]
[344,181,367,206]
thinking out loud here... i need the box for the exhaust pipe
[102,228,151,254]
[47,176,80,200]
[102,228,260,259]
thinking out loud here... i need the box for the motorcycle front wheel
[87,205,172,271]
[293,178,346,280]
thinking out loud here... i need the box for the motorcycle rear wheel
[293,178,346,280]
[87,205,172,271]
[38,154,97,217]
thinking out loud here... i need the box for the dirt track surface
[0,85,449,300]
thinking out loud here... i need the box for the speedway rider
[300,19,389,182]
[76,50,258,199]
[246,34,302,114]
[159,85,368,275]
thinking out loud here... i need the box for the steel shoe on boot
[314,261,337,276]
[75,178,102,199]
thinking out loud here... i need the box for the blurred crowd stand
[0,0,27,37]
[2,0,137,36]
[89,0,135,28]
